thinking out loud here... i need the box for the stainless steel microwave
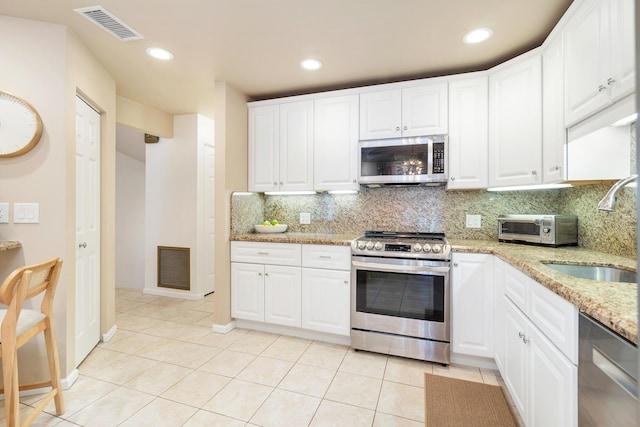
[358,135,448,187]
[498,214,578,246]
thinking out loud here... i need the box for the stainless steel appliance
[498,214,578,247]
[351,231,451,364]
[578,313,638,426]
[358,135,448,187]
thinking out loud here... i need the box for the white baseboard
[1,369,80,400]
[233,319,351,346]
[450,353,498,370]
[102,324,117,343]
[143,287,204,300]
[212,321,236,334]
[62,369,79,389]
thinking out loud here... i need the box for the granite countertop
[231,232,359,246]
[0,241,21,251]
[231,233,638,344]
[449,239,637,344]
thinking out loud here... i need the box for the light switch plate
[14,203,39,224]
[0,203,8,223]
[466,214,482,229]
[300,212,311,224]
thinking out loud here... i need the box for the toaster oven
[498,214,578,247]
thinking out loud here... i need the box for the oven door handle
[351,260,450,274]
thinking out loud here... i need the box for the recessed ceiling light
[146,47,174,60]
[463,28,493,44]
[300,59,322,70]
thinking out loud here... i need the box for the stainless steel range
[351,231,451,364]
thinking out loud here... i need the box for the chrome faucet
[597,174,638,211]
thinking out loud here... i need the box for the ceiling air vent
[73,6,144,41]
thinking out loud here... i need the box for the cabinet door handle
[453,263,458,267]
[403,125,408,131]
[395,126,401,131]
[522,336,529,344]
[319,255,332,259]
[531,170,537,175]
[264,273,269,277]
[258,272,262,276]
[598,84,607,92]
[343,280,348,284]
[518,331,524,338]
[258,252,269,255]
[450,176,455,181]
[607,77,616,85]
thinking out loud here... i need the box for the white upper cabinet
[447,74,488,189]
[314,95,359,191]
[542,35,567,184]
[563,0,635,126]
[248,100,314,192]
[278,101,314,191]
[248,105,279,192]
[359,89,402,140]
[489,54,543,188]
[359,82,448,140]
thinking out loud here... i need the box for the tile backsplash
[231,182,637,259]
[232,124,637,259]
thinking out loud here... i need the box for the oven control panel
[352,239,449,259]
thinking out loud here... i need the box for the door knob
[78,242,87,248]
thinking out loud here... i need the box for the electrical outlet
[300,212,311,224]
[466,214,482,229]
[0,203,8,223]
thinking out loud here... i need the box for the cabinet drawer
[504,263,529,313]
[529,281,578,364]
[302,245,351,270]
[231,241,301,266]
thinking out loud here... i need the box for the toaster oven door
[499,218,542,243]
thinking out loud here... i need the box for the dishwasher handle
[593,345,638,399]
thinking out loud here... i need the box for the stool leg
[43,323,64,415]
[2,344,20,427]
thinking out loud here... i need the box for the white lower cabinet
[231,241,350,337]
[499,261,578,427]
[231,262,265,322]
[493,257,506,372]
[231,262,301,327]
[264,265,302,327]
[451,252,494,358]
[503,298,577,427]
[301,268,350,336]
[301,244,351,336]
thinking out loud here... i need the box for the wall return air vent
[73,6,144,41]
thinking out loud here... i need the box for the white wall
[116,151,145,288]
[0,16,69,384]
[0,15,117,380]
[145,115,199,296]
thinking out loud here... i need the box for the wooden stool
[0,258,64,427]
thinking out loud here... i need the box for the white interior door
[75,96,101,366]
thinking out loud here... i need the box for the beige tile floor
[7,288,517,426]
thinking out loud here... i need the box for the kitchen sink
[542,262,637,283]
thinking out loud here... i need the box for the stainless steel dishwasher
[578,313,638,426]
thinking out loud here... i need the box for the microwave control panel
[433,142,445,174]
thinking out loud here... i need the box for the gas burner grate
[363,231,446,240]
